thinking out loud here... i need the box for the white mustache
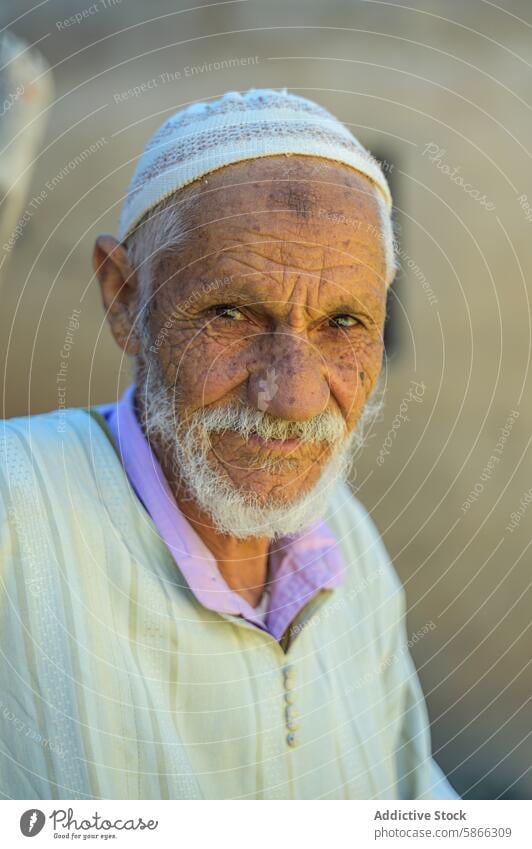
[187,402,347,445]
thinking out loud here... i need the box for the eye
[329,314,360,329]
[213,304,246,321]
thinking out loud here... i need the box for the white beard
[173,432,356,540]
[140,391,355,539]
[135,344,383,540]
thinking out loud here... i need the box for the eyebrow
[180,279,377,319]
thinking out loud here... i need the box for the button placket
[282,664,298,747]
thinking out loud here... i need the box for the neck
[174,491,271,606]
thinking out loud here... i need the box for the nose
[247,332,330,421]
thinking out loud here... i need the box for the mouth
[246,432,304,452]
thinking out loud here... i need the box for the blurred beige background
[1,0,531,799]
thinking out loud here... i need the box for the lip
[247,432,303,452]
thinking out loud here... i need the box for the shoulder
[0,407,116,503]
[0,407,125,581]
[326,480,403,593]
[2,406,91,448]
[1,407,85,454]
[325,481,406,649]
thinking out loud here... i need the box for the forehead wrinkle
[166,236,385,310]
[159,233,380,291]
[220,244,386,302]
[161,187,385,303]
[206,235,379,273]
[181,266,383,320]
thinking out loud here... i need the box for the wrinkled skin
[94,156,389,603]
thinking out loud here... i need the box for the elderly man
[0,89,457,800]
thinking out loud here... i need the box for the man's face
[138,157,387,508]
[96,155,388,536]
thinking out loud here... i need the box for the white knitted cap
[118,88,392,243]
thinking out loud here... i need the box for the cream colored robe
[0,408,458,800]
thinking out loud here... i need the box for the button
[284,677,296,691]
[286,732,297,747]
[285,706,299,727]
[283,692,295,705]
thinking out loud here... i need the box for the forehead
[187,155,383,227]
[161,156,387,300]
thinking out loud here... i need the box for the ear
[93,234,141,355]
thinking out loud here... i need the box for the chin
[220,460,325,500]
[234,482,310,510]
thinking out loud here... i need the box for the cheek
[326,335,383,425]
[157,330,249,410]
